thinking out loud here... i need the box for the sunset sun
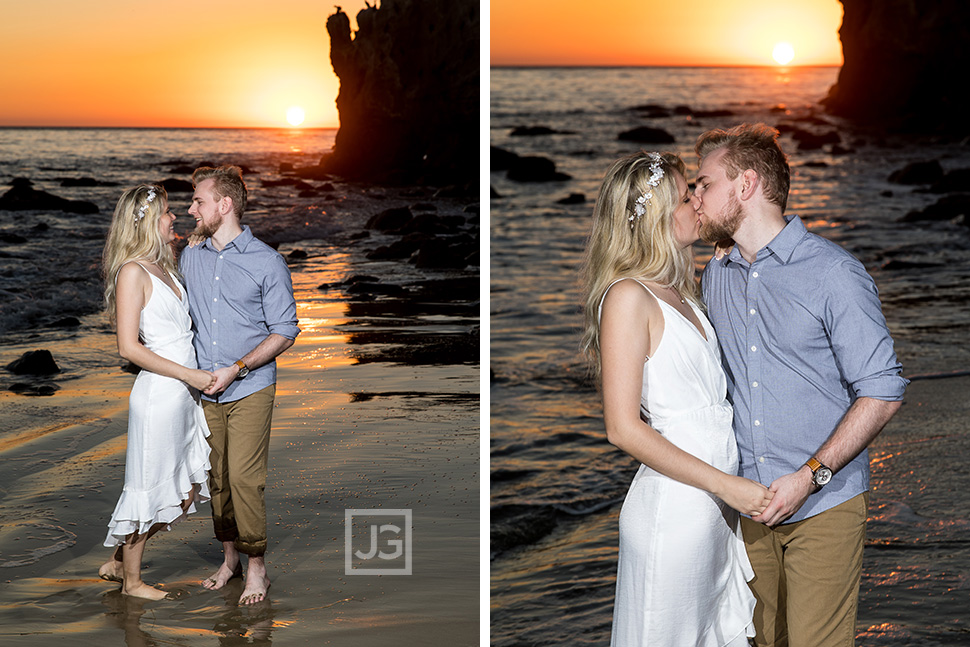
[772,42,795,66]
[286,105,306,126]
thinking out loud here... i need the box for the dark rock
[0,232,28,244]
[0,178,99,214]
[824,0,970,133]
[59,177,119,187]
[899,194,970,222]
[491,186,502,199]
[287,249,308,260]
[410,202,437,212]
[279,162,295,173]
[888,160,944,185]
[263,178,315,191]
[927,168,970,194]
[617,126,675,144]
[368,233,429,260]
[9,382,59,396]
[49,317,81,328]
[556,193,586,205]
[880,259,944,270]
[366,206,413,231]
[506,156,571,182]
[790,127,841,150]
[491,146,520,171]
[160,178,193,193]
[691,109,735,118]
[410,236,471,269]
[322,1,479,183]
[6,349,60,375]
[631,104,671,118]
[510,126,570,137]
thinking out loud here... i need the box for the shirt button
[212,319,217,323]
[750,345,757,352]
[758,456,765,463]
[213,341,217,345]
[215,276,220,280]
[754,420,761,426]
[752,381,759,388]
[213,298,218,302]
[749,308,756,315]
[752,272,759,278]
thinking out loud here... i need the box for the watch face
[815,467,833,486]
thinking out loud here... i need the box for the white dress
[603,279,755,647]
[103,263,211,546]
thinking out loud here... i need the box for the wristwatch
[234,359,250,380]
[805,457,833,488]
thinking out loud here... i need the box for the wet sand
[0,217,480,645]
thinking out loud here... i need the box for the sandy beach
[0,186,480,646]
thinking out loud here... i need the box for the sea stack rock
[323,1,479,184]
[824,0,970,133]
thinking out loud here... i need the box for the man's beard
[192,215,222,239]
[699,192,744,244]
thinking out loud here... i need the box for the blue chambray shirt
[180,226,300,403]
[702,215,907,523]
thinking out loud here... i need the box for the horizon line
[0,125,341,131]
[490,63,841,70]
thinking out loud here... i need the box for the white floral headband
[629,152,665,228]
[135,187,157,222]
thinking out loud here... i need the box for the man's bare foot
[99,559,124,583]
[202,562,242,590]
[238,575,271,605]
[123,582,168,601]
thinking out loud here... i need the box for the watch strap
[235,359,247,371]
[805,456,823,473]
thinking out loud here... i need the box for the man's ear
[219,196,233,215]
[739,169,760,201]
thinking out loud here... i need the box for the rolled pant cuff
[235,537,267,556]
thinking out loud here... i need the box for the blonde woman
[581,152,771,646]
[98,184,214,600]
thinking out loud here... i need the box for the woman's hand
[186,233,206,248]
[185,368,216,392]
[717,475,774,517]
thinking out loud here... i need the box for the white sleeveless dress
[104,263,211,546]
[602,278,755,647]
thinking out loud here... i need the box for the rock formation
[319,1,479,184]
[824,0,970,133]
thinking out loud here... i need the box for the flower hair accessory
[135,187,157,222]
[629,152,665,227]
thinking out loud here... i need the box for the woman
[581,152,771,646]
[98,184,214,600]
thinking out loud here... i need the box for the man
[180,165,300,605]
[693,124,907,646]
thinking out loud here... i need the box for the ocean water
[490,67,970,645]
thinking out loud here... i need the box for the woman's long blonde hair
[102,184,177,321]
[580,151,701,381]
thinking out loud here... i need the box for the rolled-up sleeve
[823,259,908,401]
[262,255,300,340]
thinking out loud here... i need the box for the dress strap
[598,277,661,362]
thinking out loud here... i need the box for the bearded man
[693,124,907,647]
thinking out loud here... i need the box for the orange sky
[0,0,372,128]
[491,0,844,67]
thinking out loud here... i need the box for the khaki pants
[741,493,869,647]
[202,384,275,556]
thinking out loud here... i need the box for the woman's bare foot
[99,559,124,583]
[202,561,242,590]
[123,581,168,601]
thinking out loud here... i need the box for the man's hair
[695,123,790,211]
[192,165,248,218]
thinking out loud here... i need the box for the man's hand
[750,466,815,526]
[204,365,237,396]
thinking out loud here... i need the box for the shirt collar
[722,214,806,266]
[200,225,254,253]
